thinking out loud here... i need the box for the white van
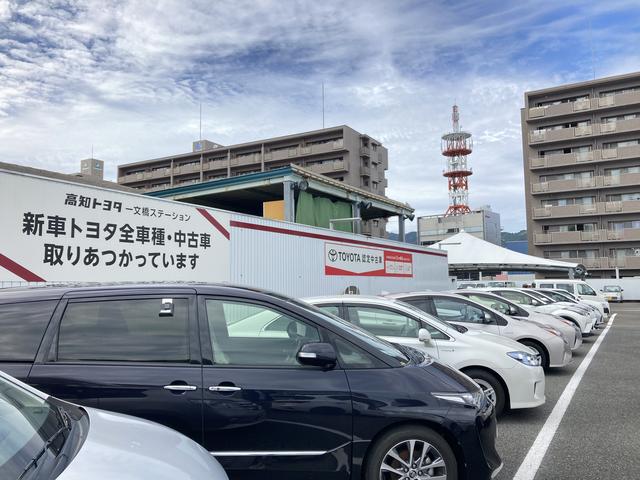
[533,279,610,316]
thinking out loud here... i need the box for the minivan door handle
[163,384,198,392]
[209,385,242,392]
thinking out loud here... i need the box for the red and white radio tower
[442,105,473,216]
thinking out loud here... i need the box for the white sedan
[304,295,545,417]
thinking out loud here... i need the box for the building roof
[119,125,384,169]
[147,164,413,217]
[432,231,578,273]
[524,71,640,97]
[0,161,136,193]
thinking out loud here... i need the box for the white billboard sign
[0,172,231,282]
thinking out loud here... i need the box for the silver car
[0,371,228,480]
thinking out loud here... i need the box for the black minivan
[0,283,502,479]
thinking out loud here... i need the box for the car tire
[364,425,457,480]
[463,368,506,416]
[520,340,549,369]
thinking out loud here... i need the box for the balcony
[173,163,200,175]
[534,228,640,245]
[530,144,640,170]
[531,172,640,194]
[528,118,640,145]
[526,90,640,121]
[610,255,640,269]
[118,171,145,183]
[532,199,640,219]
[579,257,610,270]
[306,160,348,175]
[360,146,371,157]
[360,165,371,177]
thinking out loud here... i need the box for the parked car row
[0,281,607,479]
[0,283,502,480]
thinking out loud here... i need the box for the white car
[386,292,572,370]
[454,290,583,351]
[304,295,545,416]
[0,371,228,480]
[601,285,623,303]
[487,288,595,335]
[533,289,605,328]
[533,279,611,317]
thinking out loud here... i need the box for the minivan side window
[205,300,320,366]
[0,301,57,361]
[57,298,190,362]
[577,283,596,296]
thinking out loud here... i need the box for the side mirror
[297,343,337,369]
[418,328,431,343]
[483,312,493,323]
[599,289,603,292]
[509,306,518,315]
[159,298,174,317]
[532,299,540,306]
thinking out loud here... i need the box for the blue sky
[1,0,639,232]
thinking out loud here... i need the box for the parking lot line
[512,314,616,480]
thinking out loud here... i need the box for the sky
[1,0,639,233]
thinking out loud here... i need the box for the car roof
[304,294,391,304]
[0,282,282,303]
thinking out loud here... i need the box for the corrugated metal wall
[230,214,450,298]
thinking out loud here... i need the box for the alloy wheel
[473,378,497,407]
[379,439,447,479]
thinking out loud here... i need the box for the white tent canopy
[431,232,578,273]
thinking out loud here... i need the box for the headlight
[507,350,542,367]
[432,390,484,408]
[542,326,562,337]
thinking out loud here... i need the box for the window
[0,301,56,361]
[555,283,576,294]
[577,283,596,296]
[607,192,640,202]
[495,290,533,305]
[432,298,491,324]
[539,171,593,182]
[316,304,341,317]
[347,306,422,338]
[466,295,512,316]
[333,337,381,369]
[57,298,189,362]
[205,300,320,366]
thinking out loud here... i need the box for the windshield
[291,299,409,365]
[576,283,597,296]
[540,290,572,303]
[0,376,69,479]
[603,286,621,292]
[524,290,553,304]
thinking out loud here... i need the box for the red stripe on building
[0,254,45,282]
[197,208,230,240]
[230,221,448,257]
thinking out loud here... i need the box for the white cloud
[0,0,639,234]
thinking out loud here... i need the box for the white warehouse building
[417,206,502,247]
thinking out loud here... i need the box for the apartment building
[117,125,388,196]
[522,71,640,277]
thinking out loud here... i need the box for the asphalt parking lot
[495,303,640,479]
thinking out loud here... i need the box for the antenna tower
[442,105,473,216]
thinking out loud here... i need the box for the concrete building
[117,126,388,236]
[77,158,104,180]
[118,126,387,199]
[522,71,640,278]
[417,206,501,246]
